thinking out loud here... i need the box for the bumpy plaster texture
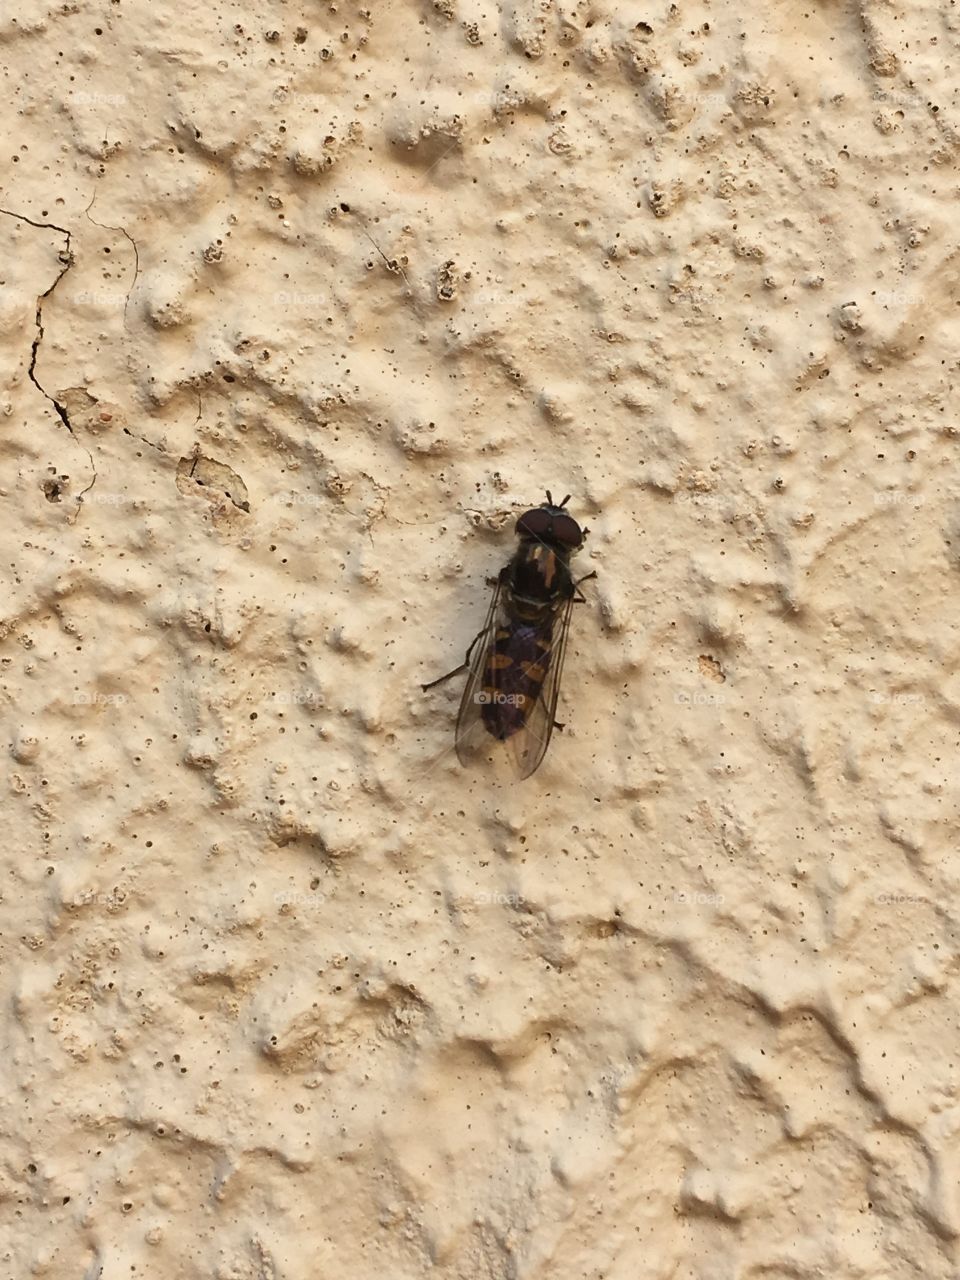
[1,1,958,1277]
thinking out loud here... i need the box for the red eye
[517,508,551,538]
[552,514,583,546]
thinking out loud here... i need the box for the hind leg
[421,629,485,692]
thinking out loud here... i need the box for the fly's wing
[453,573,504,768]
[507,591,576,780]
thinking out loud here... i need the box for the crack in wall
[0,206,98,520]
[0,208,77,432]
[122,425,171,458]
[176,447,251,513]
[84,192,141,326]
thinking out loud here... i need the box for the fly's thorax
[507,540,574,609]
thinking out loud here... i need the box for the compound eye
[516,508,552,539]
[551,513,583,546]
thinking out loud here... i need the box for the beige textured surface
[2,1,959,1276]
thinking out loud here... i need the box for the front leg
[573,569,597,603]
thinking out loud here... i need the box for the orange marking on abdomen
[489,654,513,670]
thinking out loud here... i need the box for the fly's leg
[423,567,506,690]
[486,563,512,588]
[421,628,484,692]
[573,569,597,603]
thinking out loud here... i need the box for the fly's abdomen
[480,623,553,740]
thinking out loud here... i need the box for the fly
[422,492,596,779]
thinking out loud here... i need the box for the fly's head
[515,491,585,559]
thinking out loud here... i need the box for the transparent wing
[454,573,505,768]
[506,591,576,780]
